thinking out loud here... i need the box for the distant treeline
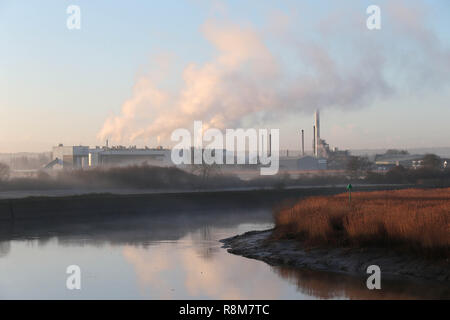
[366,166,450,186]
[0,163,356,191]
[0,162,449,192]
[0,165,239,191]
[0,153,51,170]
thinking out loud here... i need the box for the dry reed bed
[273,188,450,257]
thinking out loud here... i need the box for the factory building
[298,156,327,170]
[48,110,343,172]
[51,144,90,169]
[50,144,172,169]
[88,146,172,167]
[279,155,327,171]
[374,153,426,171]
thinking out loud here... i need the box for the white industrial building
[49,144,172,169]
[50,145,90,169]
[48,110,336,171]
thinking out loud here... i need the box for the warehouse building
[50,144,172,169]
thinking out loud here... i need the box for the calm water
[0,208,448,299]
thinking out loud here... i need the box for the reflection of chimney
[301,129,305,156]
[313,125,316,157]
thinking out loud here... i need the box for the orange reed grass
[273,188,450,257]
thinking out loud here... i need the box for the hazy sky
[1,0,450,153]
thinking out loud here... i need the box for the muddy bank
[221,230,450,283]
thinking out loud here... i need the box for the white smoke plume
[98,1,450,146]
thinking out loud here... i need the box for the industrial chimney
[312,125,316,157]
[301,129,305,156]
[314,110,320,157]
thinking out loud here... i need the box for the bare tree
[190,162,220,183]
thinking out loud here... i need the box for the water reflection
[273,267,450,300]
[0,208,272,249]
[121,229,294,299]
[0,208,448,299]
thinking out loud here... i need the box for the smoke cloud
[98,1,450,146]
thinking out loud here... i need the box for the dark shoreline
[0,184,411,222]
[220,229,450,284]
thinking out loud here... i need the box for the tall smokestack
[301,129,305,156]
[315,110,320,141]
[313,125,316,157]
[315,110,321,157]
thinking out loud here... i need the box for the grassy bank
[273,188,450,258]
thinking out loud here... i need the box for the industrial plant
[43,110,350,173]
[35,110,447,175]
[278,110,350,171]
[30,109,443,176]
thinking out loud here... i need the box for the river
[0,207,448,299]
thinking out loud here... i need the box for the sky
[1,0,450,153]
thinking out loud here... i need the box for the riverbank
[0,184,409,200]
[0,185,410,222]
[220,229,450,283]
